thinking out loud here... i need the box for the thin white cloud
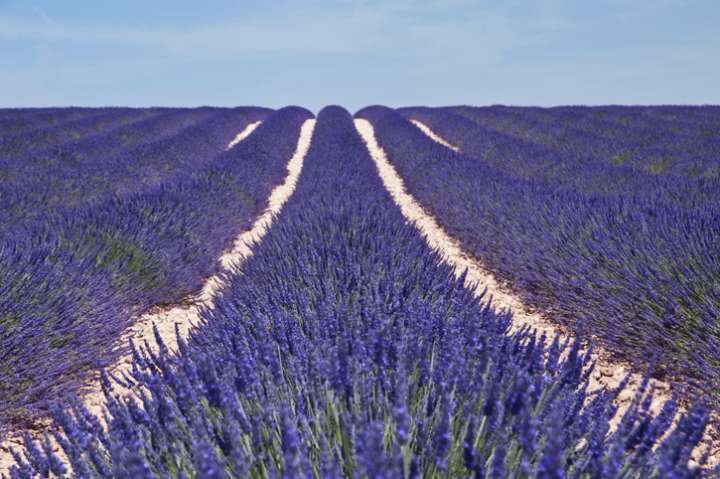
[0,1,550,63]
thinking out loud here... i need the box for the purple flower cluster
[358,105,720,397]
[10,106,713,477]
[0,106,312,430]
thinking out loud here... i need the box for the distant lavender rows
[444,105,720,177]
[399,106,719,206]
[359,105,720,398]
[0,106,313,431]
[9,106,713,478]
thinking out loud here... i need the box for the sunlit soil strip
[354,118,718,465]
[0,119,317,473]
[410,119,460,151]
[226,120,261,150]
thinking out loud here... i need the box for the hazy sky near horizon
[1,0,718,111]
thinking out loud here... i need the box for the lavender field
[0,104,718,478]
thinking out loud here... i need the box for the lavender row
[551,106,720,137]
[0,108,109,137]
[25,108,215,173]
[635,105,720,127]
[444,106,720,177]
[359,106,720,398]
[0,107,271,231]
[450,105,720,176]
[10,106,713,477]
[0,108,165,159]
[0,107,103,120]
[470,105,720,149]
[399,107,718,207]
[25,106,269,174]
[0,108,211,224]
[0,107,308,431]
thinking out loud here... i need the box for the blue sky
[1,0,718,111]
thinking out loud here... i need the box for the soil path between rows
[409,119,460,151]
[0,119,317,473]
[355,118,718,466]
[226,121,261,149]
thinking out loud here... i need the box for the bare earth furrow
[409,119,460,151]
[226,120,262,150]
